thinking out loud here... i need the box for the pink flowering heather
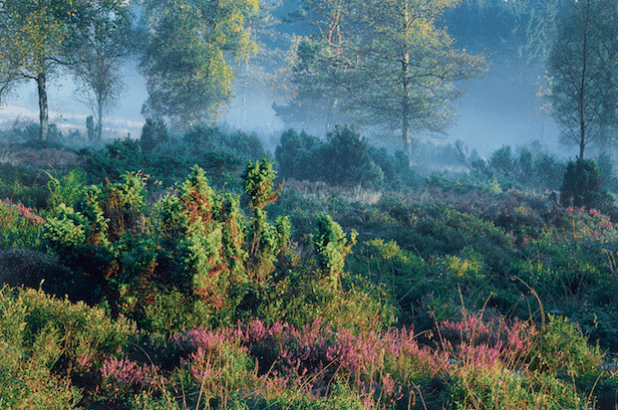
[0,198,45,227]
[179,327,247,383]
[242,318,453,409]
[98,356,161,400]
[440,313,537,371]
[16,202,45,226]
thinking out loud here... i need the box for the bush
[275,127,417,190]
[560,158,612,209]
[182,124,264,160]
[489,145,513,175]
[0,199,45,250]
[0,163,49,209]
[84,136,246,191]
[139,117,169,152]
[275,128,322,181]
[0,286,136,409]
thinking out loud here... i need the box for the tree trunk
[401,6,412,167]
[37,71,49,141]
[402,55,412,167]
[578,0,590,159]
[97,95,104,141]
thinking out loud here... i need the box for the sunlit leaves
[140,0,259,127]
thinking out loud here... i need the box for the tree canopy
[139,0,259,129]
[277,0,487,165]
[547,0,618,158]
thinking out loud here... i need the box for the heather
[1,129,618,408]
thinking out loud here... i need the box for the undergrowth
[1,129,618,408]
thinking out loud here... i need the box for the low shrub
[0,286,136,409]
[0,198,45,250]
[560,158,613,210]
[275,127,417,191]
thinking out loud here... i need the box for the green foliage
[0,0,133,141]
[313,213,357,289]
[84,127,253,192]
[548,0,618,158]
[182,124,265,160]
[46,168,85,210]
[274,128,322,181]
[318,126,374,187]
[139,117,169,152]
[256,268,396,333]
[275,127,417,190]
[140,0,259,126]
[529,315,602,380]
[534,151,567,190]
[284,0,486,163]
[489,145,513,175]
[560,158,611,209]
[0,286,135,409]
[0,163,49,209]
[243,156,288,282]
[0,199,45,250]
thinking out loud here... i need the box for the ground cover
[0,128,617,408]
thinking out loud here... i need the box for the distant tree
[139,0,259,129]
[140,117,169,152]
[273,0,366,135]
[547,0,618,158]
[72,8,135,142]
[282,0,487,166]
[0,0,133,141]
[272,37,361,135]
[489,146,513,175]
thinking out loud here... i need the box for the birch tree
[548,0,618,158]
[281,0,486,165]
[0,0,133,141]
[139,0,259,128]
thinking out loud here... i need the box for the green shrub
[489,145,513,175]
[0,286,136,409]
[84,134,247,191]
[275,127,418,190]
[46,168,85,210]
[140,117,169,152]
[182,124,264,160]
[44,159,323,333]
[560,158,612,209]
[534,151,566,190]
[0,163,49,209]
[275,128,322,181]
[313,213,357,290]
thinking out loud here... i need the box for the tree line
[0,0,614,164]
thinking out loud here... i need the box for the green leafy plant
[46,168,85,210]
[560,158,612,209]
[243,155,289,283]
[313,213,357,290]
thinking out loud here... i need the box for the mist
[0,0,583,163]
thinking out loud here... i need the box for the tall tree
[281,0,487,165]
[72,4,135,142]
[547,0,618,158]
[140,0,259,129]
[0,0,133,141]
